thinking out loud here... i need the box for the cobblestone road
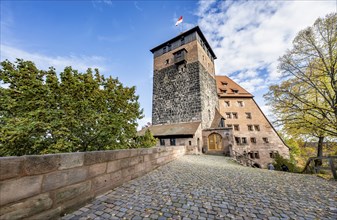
[63,155,337,220]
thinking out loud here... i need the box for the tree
[135,129,157,148]
[265,13,337,160]
[0,59,145,156]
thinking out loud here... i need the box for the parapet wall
[0,146,190,219]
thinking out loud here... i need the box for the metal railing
[301,156,337,180]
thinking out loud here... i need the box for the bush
[273,154,301,173]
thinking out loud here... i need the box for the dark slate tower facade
[150,26,218,129]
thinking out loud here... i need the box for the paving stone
[62,155,337,220]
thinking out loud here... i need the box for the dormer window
[220,89,226,93]
[163,47,166,53]
[221,81,228,86]
[232,89,239,93]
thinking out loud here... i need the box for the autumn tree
[264,13,337,158]
[0,59,154,156]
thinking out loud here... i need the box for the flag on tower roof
[175,16,183,26]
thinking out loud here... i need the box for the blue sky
[1,0,336,129]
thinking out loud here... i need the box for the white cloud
[0,44,107,72]
[197,0,335,92]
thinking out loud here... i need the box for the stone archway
[208,133,223,151]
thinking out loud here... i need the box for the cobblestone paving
[63,155,337,220]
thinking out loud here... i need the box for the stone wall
[152,61,202,125]
[0,146,189,220]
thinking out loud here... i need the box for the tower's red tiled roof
[215,76,253,98]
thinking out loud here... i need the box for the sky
[1,0,336,129]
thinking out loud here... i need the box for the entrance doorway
[208,133,223,151]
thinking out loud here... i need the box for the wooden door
[208,133,222,151]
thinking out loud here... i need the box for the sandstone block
[120,158,130,169]
[27,207,61,220]
[0,175,43,206]
[59,153,84,170]
[88,162,107,178]
[23,154,60,175]
[0,157,24,181]
[104,150,118,161]
[91,173,111,191]
[129,156,144,166]
[107,160,120,173]
[42,167,88,192]
[0,193,52,220]
[110,170,122,183]
[129,149,139,157]
[83,151,107,166]
[115,150,131,159]
[53,181,91,205]
[140,148,153,155]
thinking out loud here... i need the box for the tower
[150,26,218,129]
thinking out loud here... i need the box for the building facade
[142,26,289,168]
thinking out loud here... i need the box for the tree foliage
[0,59,154,156]
[264,13,337,139]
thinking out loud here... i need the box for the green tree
[0,59,144,156]
[264,13,337,159]
[135,129,157,148]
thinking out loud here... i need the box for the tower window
[189,140,192,146]
[263,137,269,143]
[250,137,256,144]
[248,125,253,131]
[166,59,169,64]
[225,101,230,107]
[181,37,185,45]
[254,125,260,131]
[234,124,240,131]
[246,112,252,119]
[226,112,231,119]
[170,138,176,146]
[235,137,241,144]
[242,137,247,144]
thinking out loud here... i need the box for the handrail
[231,150,257,167]
[302,155,337,180]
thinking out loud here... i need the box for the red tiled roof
[215,76,253,98]
[138,121,201,137]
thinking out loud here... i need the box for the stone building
[140,26,289,168]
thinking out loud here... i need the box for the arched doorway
[208,133,223,151]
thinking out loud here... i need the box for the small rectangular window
[235,137,240,144]
[170,138,176,146]
[226,112,231,119]
[246,112,252,119]
[165,59,169,64]
[167,44,171,51]
[219,118,225,128]
[242,137,247,144]
[234,124,239,131]
[189,141,191,146]
[163,47,166,53]
[255,152,260,159]
[224,101,230,107]
[181,37,185,45]
[232,112,238,119]
[248,125,253,131]
[254,125,260,131]
[263,137,269,143]
[237,101,244,107]
[250,137,256,144]
[227,124,232,128]
[160,139,165,146]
